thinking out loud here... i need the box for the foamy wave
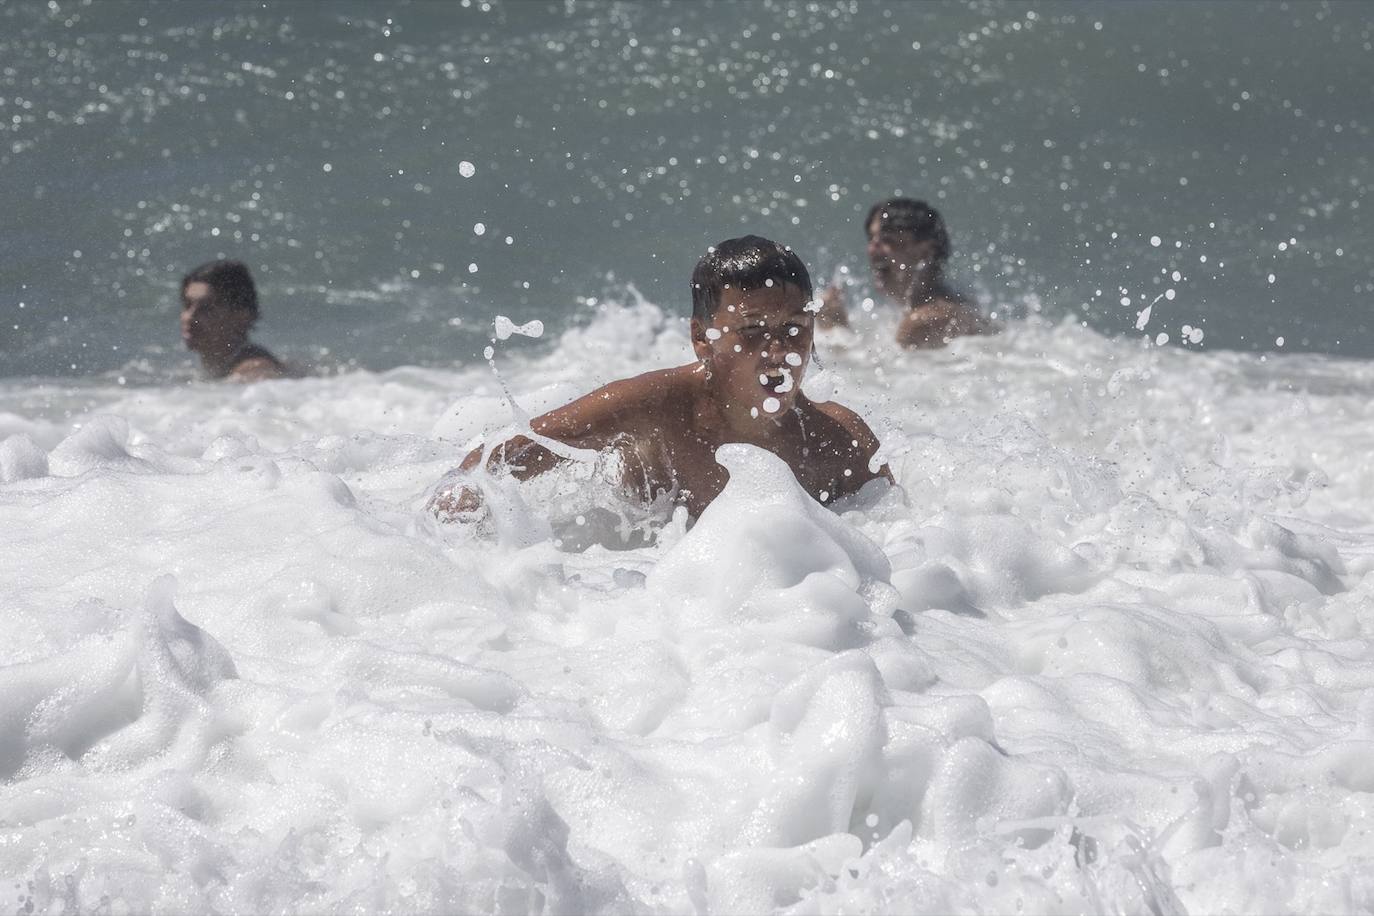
[2,302,1373,913]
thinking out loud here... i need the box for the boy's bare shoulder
[598,364,694,400]
[808,398,882,450]
[229,355,288,382]
[807,398,893,485]
[534,364,696,438]
[569,365,694,416]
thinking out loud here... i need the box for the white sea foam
[2,300,1374,913]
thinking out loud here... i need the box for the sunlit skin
[431,282,893,520]
[180,280,289,381]
[817,216,990,348]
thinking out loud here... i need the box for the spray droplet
[493,316,544,340]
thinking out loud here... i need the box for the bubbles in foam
[1,301,1372,913]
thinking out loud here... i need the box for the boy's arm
[895,303,959,349]
[815,283,851,329]
[429,379,645,516]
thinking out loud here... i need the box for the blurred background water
[1,0,1370,380]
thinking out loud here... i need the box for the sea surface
[3,2,1374,914]
[1,0,1372,378]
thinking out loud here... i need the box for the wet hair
[864,197,951,263]
[690,235,812,323]
[181,260,259,318]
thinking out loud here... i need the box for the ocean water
[4,2,1374,914]
[1,0,1372,378]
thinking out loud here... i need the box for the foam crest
[0,576,235,782]
[0,433,48,483]
[46,416,154,477]
[649,443,891,615]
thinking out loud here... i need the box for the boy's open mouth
[759,368,792,393]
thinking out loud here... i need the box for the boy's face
[867,216,937,301]
[181,281,251,355]
[692,281,814,417]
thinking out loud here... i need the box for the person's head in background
[864,197,957,305]
[180,260,288,381]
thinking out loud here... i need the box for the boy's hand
[428,483,486,522]
[815,283,851,329]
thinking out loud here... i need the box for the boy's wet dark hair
[690,235,813,323]
[182,260,259,318]
[865,198,951,263]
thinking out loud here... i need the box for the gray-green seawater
[2,0,1371,379]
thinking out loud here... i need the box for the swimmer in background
[817,197,995,348]
[430,235,893,521]
[180,260,294,381]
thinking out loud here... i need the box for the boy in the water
[818,198,993,348]
[180,260,293,381]
[430,235,892,521]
